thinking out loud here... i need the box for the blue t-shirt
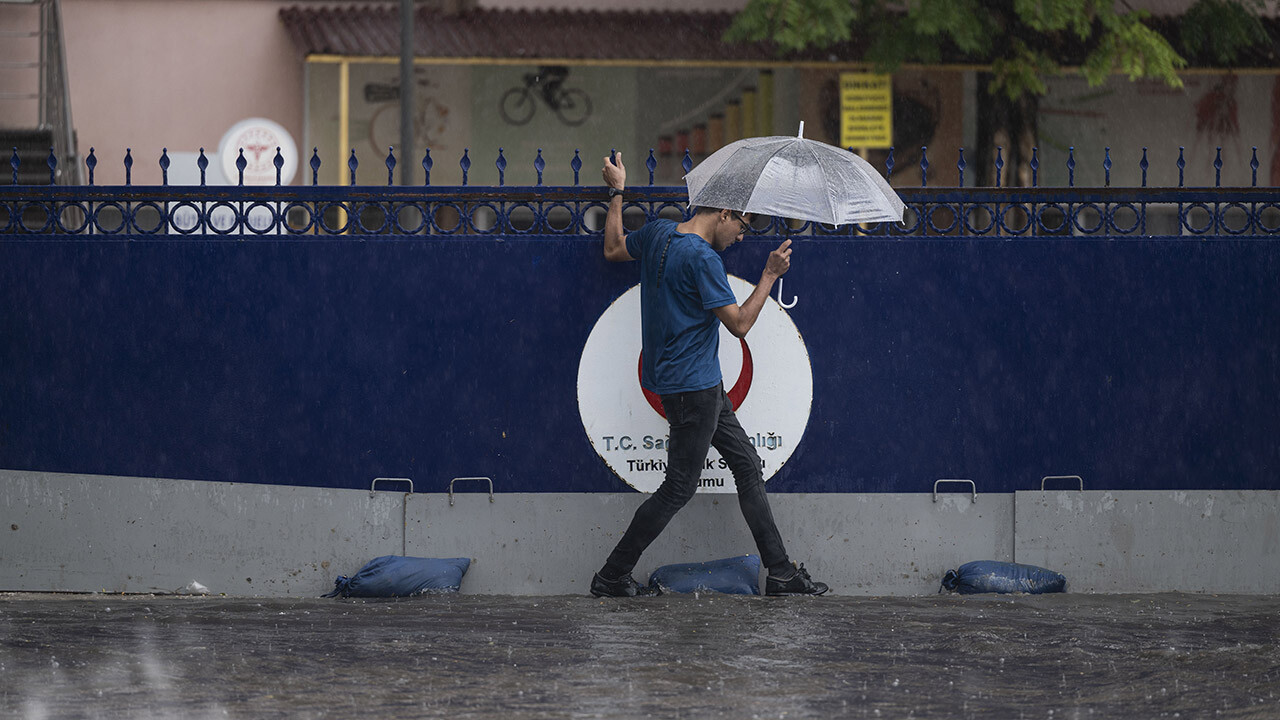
[625,219,737,394]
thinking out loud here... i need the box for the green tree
[727,0,1270,186]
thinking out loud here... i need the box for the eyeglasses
[730,212,750,235]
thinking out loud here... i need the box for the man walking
[591,152,828,598]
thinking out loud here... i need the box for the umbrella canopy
[684,130,905,226]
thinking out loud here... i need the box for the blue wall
[3,235,1277,492]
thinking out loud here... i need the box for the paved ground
[1,592,1277,719]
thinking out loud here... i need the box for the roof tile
[279,5,800,61]
[278,4,1279,67]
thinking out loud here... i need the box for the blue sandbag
[324,555,471,598]
[649,555,761,595]
[941,560,1066,595]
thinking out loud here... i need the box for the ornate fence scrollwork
[3,145,1277,239]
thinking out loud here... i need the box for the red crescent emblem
[639,338,754,419]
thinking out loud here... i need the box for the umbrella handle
[776,277,798,309]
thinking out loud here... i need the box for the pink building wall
[42,0,747,185]
[61,0,305,185]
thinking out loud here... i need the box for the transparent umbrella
[684,123,905,226]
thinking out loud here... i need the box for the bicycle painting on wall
[499,66,593,127]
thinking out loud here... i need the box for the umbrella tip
[798,121,805,139]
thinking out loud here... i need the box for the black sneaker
[591,572,661,598]
[765,563,829,596]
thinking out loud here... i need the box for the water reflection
[1,593,1276,718]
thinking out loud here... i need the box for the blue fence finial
[125,148,134,186]
[681,149,692,175]
[7,146,1274,239]
[496,148,507,186]
[460,148,471,186]
[348,149,358,185]
[1177,147,1185,187]
[646,149,656,186]
[886,146,895,179]
[8,147,17,185]
[1214,147,1222,187]
[47,147,57,185]
[1067,147,1075,187]
[422,148,432,186]
[236,149,247,186]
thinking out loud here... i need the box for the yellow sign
[839,73,892,149]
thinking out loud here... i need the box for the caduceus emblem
[235,127,279,175]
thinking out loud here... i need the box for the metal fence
[3,145,1278,238]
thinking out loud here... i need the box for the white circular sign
[219,118,298,186]
[578,276,813,493]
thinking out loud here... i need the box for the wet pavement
[1,592,1277,719]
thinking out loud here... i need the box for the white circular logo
[578,276,813,493]
[219,118,298,186]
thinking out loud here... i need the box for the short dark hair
[694,207,752,220]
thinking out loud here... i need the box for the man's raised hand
[602,151,625,190]
[765,239,792,278]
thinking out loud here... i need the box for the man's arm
[602,152,633,263]
[712,239,792,337]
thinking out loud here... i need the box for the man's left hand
[765,239,792,278]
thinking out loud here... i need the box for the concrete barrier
[411,491,1012,596]
[1,470,400,596]
[1014,490,1280,593]
[3,470,1275,595]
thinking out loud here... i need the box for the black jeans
[602,383,791,578]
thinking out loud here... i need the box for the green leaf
[1083,14,1186,87]
[724,0,857,52]
[726,0,1257,98]
[907,0,990,54]
[989,40,1057,99]
[1180,0,1270,65]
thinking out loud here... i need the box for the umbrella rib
[689,142,773,212]
[805,142,841,224]
[744,140,803,215]
[694,137,904,223]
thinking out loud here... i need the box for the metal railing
[43,0,80,184]
[2,144,1277,238]
[0,0,81,185]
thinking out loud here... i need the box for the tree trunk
[975,74,1039,188]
